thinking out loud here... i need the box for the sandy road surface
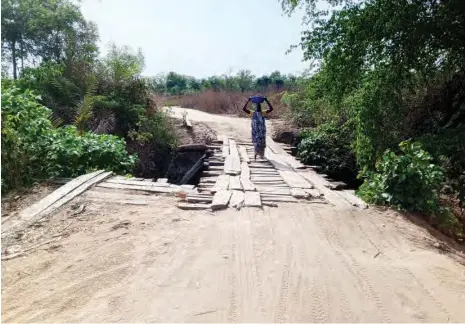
[2,108,465,322]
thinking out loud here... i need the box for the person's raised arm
[242,98,251,114]
[264,98,274,114]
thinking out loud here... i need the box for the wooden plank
[202,171,222,177]
[266,136,288,155]
[240,162,250,180]
[229,176,242,190]
[249,164,275,169]
[226,139,241,175]
[199,177,217,183]
[16,170,106,224]
[180,184,196,190]
[291,188,310,199]
[106,178,170,187]
[261,195,299,203]
[97,182,178,194]
[264,148,294,172]
[240,178,256,191]
[338,190,368,209]
[186,196,213,203]
[238,146,250,162]
[305,188,324,198]
[229,190,245,209]
[180,154,206,184]
[222,136,230,157]
[177,203,211,210]
[244,191,261,207]
[257,187,292,195]
[278,170,313,189]
[40,171,113,217]
[211,175,230,193]
[251,177,283,181]
[211,190,232,210]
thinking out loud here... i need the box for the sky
[79,0,308,78]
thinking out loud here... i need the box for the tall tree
[1,0,98,78]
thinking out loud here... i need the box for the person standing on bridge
[242,95,274,160]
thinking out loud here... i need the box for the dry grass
[158,90,290,117]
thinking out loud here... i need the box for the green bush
[1,85,136,192]
[298,122,359,185]
[358,140,445,213]
[45,126,136,178]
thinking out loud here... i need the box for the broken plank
[177,203,211,210]
[278,170,313,189]
[211,190,232,210]
[15,170,107,226]
[244,191,261,207]
[305,188,324,198]
[240,178,256,191]
[229,190,245,209]
[291,188,310,199]
[211,174,230,193]
[238,146,250,162]
[228,176,242,190]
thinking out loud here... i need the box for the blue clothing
[251,111,266,156]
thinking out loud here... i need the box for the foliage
[298,122,358,185]
[358,141,445,213]
[127,111,178,178]
[45,126,136,178]
[1,84,135,192]
[1,0,98,79]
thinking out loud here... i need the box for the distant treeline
[147,70,303,95]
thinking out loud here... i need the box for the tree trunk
[11,40,18,80]
[20,40,24,73]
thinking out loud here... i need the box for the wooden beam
[211,190,232,210]
[241,178,256,191]
[240,162,250,180]
[211,174,230,193]
[238,145,250,162]
[177,203,211,210]
[229,176,242,190]
[244,191,261,207]
[229,190,245,209]
[180,154,206,185]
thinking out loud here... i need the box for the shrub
[358,140,445,213]
[45,126,136,178]
[127,111,178,178]
[298,122,359,185]
[1,85,136,192]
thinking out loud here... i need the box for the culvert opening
[165,148,211,185]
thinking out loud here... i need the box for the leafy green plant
[45,126,136,177]
[1,84,136,192]
[358,140,445,213]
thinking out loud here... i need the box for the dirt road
[2,109,465,322]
